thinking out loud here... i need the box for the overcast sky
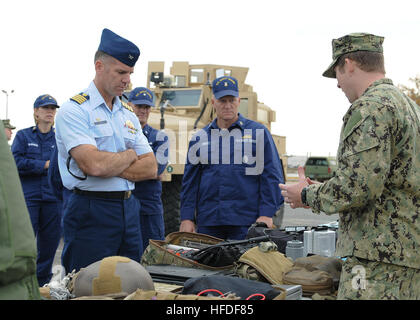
[1,0,419,156]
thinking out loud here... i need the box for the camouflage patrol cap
[323,33,384,78]
[2,119,16,129]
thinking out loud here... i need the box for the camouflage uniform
[306,33,420,300]
[0,121,40,300]
[338,256,420,300]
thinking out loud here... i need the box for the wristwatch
[301,186,309,206]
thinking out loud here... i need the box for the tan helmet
[72,256,155,297]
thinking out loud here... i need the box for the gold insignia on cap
[215,77,236,86]
[135,90,152,99]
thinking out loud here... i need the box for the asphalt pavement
[281,204,339,227]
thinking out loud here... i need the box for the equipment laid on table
[246,223,305,254]
[145,265,235,285]
[141,232,232,270]
[234,242,293,284]
[124,289,238,300]
[181,275,287,300]
[273,284,303,300]
[285,239,305,261]
[41,229,341,300]
[247,222,338,258]
[304,227,336,257]
[141,231,271,270]
[184,235,270,267]
[282,255,342,297]
[72,256,155,298]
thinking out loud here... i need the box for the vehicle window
[316,159,328,166]
[216,68,232,78]
[306,158,315,165]
[190,69,204,83]
[175,76,186,87]
[306,158,329,166]
[160,90,201,107]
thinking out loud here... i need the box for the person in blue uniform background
[55,29,157,273]
[180,76,285,240]
[128,87,169,253]
[47,143,72,222]
[11,94,61,286]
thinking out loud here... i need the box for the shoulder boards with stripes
[121,101,134,112]
[70,93,90,105]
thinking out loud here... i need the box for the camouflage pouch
[234,242,294,284]
[141,232,233,271]
[282,255,342,297]
[282,267,335,297]
[234,263,266,282]
[293,255,342,290]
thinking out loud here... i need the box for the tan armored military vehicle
[135,61,287,234]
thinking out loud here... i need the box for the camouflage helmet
[323,33,384,78]
[72,256,155,297]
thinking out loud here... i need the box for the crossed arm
[70,144,157,181]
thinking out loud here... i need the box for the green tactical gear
[0,121,40,300]
[282,255,342,297]
[234,242,293,284]
[141,232,232,271]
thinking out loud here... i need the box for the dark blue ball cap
[128,87,154,106]
[212,76,239,99]
[98,28,140,67]
[33,94,59,108]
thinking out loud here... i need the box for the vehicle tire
[161,175,183,235]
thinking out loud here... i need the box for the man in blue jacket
[180,76,284,240]
[128,87,169,253]
[11,94,61,286]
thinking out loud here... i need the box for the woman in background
[12,94,62,286]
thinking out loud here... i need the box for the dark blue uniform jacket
[12,126,58,202]
[180,114,284,227]
[47,144,64,200]
[132,124,168,215]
